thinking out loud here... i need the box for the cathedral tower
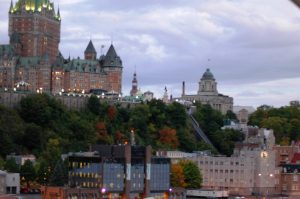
[130,71,138,96]
[9,0,61,64]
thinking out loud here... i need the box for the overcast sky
[1,0,300,108]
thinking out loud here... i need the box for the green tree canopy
[179,160,202,189]
[4,158,19,173]
[20,160,36,184]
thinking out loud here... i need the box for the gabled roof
[102,44,122,67]
[84,40,97,54]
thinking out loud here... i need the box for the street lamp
[101,188,106,194]
[100,188,106,199]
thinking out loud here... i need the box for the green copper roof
[10,0,60,21]
[64,58,102,73]
[201,68,215,80]
[17,57,43,68]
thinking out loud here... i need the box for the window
[293,175,298,182]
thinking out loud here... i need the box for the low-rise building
[0,170,20,195]
[161,128,277,197]
[189,155,255,196]
[6,154,36,166]
[43,145,170,199]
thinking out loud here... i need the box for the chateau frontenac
[0,0,123,95]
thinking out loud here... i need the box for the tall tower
[162,86,169,103]
[198,68,218,95]
[84,40,97,60]
[9,0,61,64]
[102,44,123,94]
[130,72,138,96]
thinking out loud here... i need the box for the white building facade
[0,170,20,195]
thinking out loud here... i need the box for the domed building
[181,68,233,114]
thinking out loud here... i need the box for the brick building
[0,0,123,95]
[273,142,300,197]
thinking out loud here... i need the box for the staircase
[188,112,216,150]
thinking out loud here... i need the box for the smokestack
[182,81,185,96]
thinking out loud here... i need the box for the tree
[22,123,44,153]
[225,110,237,120]
[20,160,36,187]
[19,94,65,127]
[261,117,287,143]
[167,102,187,128]
[159,127,179,149]
[171,164,186,187]
[36,158,51,185]
[0,157,4,170]
[107,105,117,121]
[96,121,112,144]
[4,158,19,173]
[0,106,25,156]
[43,138,61,169]
[87,95,101,115]
[49,160,68,186]
[180,160,202,189]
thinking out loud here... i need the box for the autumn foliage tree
[95,121,112,144]
[171,164,187,187]
[107,105,117,121]
[171,160,202,188]
[159,127,179,149]
[180,160,202,188]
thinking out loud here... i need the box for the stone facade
[181,69,233,114]
[0,0,123,95]
[186,128,276,197]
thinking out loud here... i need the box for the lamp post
[100,187,106,199]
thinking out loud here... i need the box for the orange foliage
[95,121,107,137]
[171,164,187,188]
[107,106,117,121]
[159,127,179,149]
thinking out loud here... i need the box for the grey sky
[1,0,300,107]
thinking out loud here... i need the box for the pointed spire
[84,40,97,60]
[85,40,96,54]
[103,44,122,67]
[57,4,61,19]
[9,0,14,13]
[106,44,117,58]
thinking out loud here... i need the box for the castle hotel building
[0,0,122,95]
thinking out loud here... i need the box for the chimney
[182,81,185,96]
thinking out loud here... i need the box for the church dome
[201,68,215,80]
